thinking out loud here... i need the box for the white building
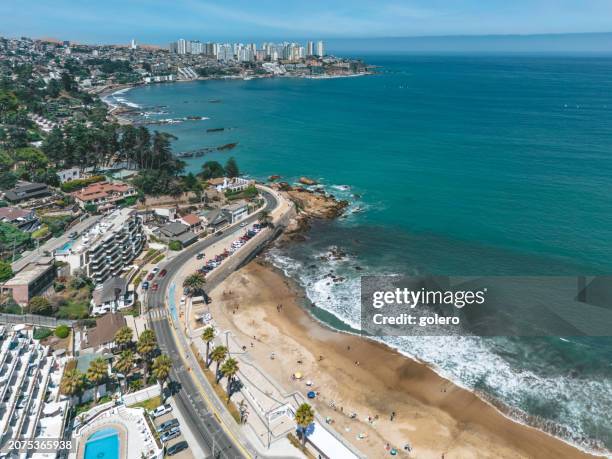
[316,40,325,57]
[0,327,69,454]
[54,208,145,285]
[57,167,81,184]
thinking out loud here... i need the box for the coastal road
[145,189,280,459]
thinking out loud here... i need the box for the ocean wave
[265,246,612,455]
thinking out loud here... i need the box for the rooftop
[181,213,201,226]
[92,277,128,306]
[55,208,138,256]
[0,206,32,220]
[84,313,126,349]
[72,181,133,203]
[3,259,54,287]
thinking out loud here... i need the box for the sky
[2,0,612,49]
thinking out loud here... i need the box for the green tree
[114,326,133,350]
[0,260,13,282]
[224,157,239,178]
[182,272,205,294]
[0,172,17,190]
[220,357,239,402]
[60,369,85,404]
[210,345,228,383]
[168,240,182,251]
[55,325,70,339]
[201,326,215,367]
[86,357,108,403]
[295,403,315,447]
[15,147,48,169]
[258,210,272,227]
[152,354,172,402]
[200,161,225,180]
[46,79,61,98]
[27,296,52,315]
[114,350,134,391]
[137,329,157,377]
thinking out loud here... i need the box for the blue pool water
[84,427,119,459]
[56,240,74,254]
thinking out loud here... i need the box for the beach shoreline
[205,258,606,458]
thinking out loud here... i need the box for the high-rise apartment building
[316,40,324,57]
[54,209,145,285]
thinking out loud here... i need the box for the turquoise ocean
[115,55,612,454]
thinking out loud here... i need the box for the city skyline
[3,0,612,46]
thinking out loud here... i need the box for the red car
[147,273,154,281]
[159,269,167,277]
[152,282,159,292]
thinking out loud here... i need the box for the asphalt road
[145,190,279,459]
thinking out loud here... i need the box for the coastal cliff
[270,181,348,241]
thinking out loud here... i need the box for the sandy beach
[205,259,602,459]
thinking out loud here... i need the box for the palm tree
[114,350,134,391]
[220,357,239,402]
[137,329,158,378]
[114,326,133,350]
[258,210,272,227]
[86,358,108,404]
[152,354,172,402]
[183,273,205,295]
[60,369,85,404]
[201,326,215,366]
[294,403,315,447]
[210,345,228,383]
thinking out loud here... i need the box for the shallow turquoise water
[122,55,612,452]
[84,427,119,459]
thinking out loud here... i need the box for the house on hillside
[159,221,198,247]
[91,277,135,316]
[0,207,40,232]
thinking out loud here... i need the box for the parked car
[180,297,186,306]
[152,267,160,275]
[239,222,247,227]
[150,404,172,418]
[160,428,180,443]
[196,252,205,260]
[142,281,149,290]
[159,269,167,277]
[157,418,179,433]
[166,441,188,456]
[147,273,155,281]
[152,282,159,292]
[215,231,223,236]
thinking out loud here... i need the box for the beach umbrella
[307,391,316,399]
[294,372,303,380]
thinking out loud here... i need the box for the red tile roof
[181,214,201,226]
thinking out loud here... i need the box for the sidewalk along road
[145,188,291,459]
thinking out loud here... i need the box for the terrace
[0,326,69,456]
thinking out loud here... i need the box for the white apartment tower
[316,40,324,57]
[307,41,314,56]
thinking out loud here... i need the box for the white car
[151,267,160,275]
[180,296,186,306]
[150,404,172,418]
[239,222,247,227]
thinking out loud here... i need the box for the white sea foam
[265,246,612,455]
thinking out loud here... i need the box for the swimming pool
[84,427,119,459]
[56,240,74,254]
